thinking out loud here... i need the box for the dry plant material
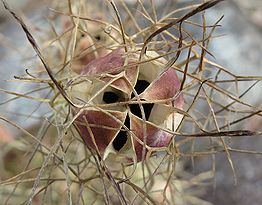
[1,0,262,205]
[73,48,184,162]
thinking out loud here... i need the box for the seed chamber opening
[130,80,154,120]
[112,115,130,151]
[103,91,120,104]
[100,88,127,111]
[94,34,101,41]
[109,79,156,151]
[133,80,150,95]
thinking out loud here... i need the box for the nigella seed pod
[72,48,184,162]
[72,31,114,74]
[61,13,120,74]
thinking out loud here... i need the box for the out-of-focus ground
[0,0,261,205]
[177,1,262,205]
[198,1,262,205]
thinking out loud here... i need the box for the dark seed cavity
[112,131,127,151]
[94,34,101,41]
[129,102,154,120]
[132,80,150,97]
[130,80,153,120]
[111,79,154,151]
[103,91,120,104]
[112,115,130,151]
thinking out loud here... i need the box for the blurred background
[0,0,261,204]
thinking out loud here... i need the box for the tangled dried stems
[0,0,261,204]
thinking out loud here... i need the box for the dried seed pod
[71,28,118,74]
[72,48,184,162]
[68,16,119,74]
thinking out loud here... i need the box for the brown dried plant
[0,0,261,205]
